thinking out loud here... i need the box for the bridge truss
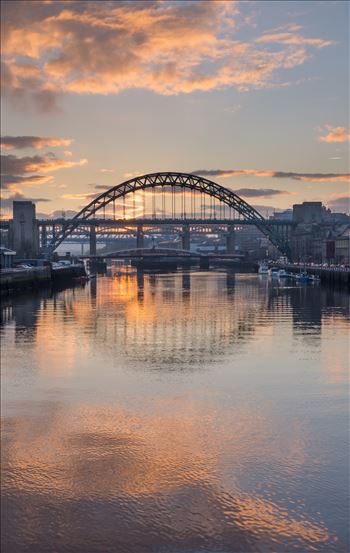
[43,173,291,256]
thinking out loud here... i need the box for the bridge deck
[0,217,294,228]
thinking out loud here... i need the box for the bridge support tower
[89,225,97,256]
[226,225,236,254]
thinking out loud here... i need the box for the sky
[1,0,349,218]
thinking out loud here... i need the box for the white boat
[258,263,269,274]
[296,272,320,283]
[278,269,289,278]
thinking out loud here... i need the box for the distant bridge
[34,218,291,247]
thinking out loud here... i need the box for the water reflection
[1,270,349,553]
[2,270,348,372]
[2,400,338,553]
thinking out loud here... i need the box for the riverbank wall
[0,264,86,296]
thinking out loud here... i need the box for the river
[1,267,349,553]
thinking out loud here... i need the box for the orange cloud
[2,153,87,174]
[1,153,87,193]
[256,31,333,48]
[61,192,96,201]
[1,1,334,107]
[1,175,53,192]
[2,398,333,550]
[0,135,73,150]
[319,126,350,143]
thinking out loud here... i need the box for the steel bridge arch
[46,172,289,255]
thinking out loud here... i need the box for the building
[9,201,39,258]
[290,202,349,262]
[269,209,293,222]
[290,228,323,262]
[335,227,350,264]
[0,246,16,269]
[293,202,328,224]
[326,212,350,224]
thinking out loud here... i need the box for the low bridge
[85,247,247,270]
[86,247,244,260]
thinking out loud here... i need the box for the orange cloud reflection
[2,399,334,550]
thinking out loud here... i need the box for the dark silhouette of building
[9,201,39,258]
[291,202,350,262]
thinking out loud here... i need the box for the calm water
[1,268,349,553]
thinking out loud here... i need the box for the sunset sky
[1,0,349,218]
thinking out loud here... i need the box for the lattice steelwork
[45,172,289,255]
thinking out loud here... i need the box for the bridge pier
[89,226,97,256]
[182,225,190,250]
[136,225,144,249]
[226,225,236,254]
[199,256,210,269]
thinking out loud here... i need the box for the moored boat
[269,266,279,277]
[258,263,269,274]
[296,272,320,283]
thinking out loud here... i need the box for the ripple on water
[1,271,349,553]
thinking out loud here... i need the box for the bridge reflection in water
[1,270,349,553]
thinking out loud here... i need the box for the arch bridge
[42,172,291,257]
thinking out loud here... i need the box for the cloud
[61,192,96,201]
[1,173,53,189]
[1,152,87,192]
[1,153,87,175]
[233,188,290,198]
[223,104,242,114]
[256,29,332,48]
[36,209,78,219]
[1,192,50,211]
[193,169,350,183]
[319,126,350,143]
[251,204,286,218]
[100,168,115,173]
[326,195,350,214]
[93,184,112,190]
[123,171,143,179]
[1,1,334,109]
[0,135,73,150]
